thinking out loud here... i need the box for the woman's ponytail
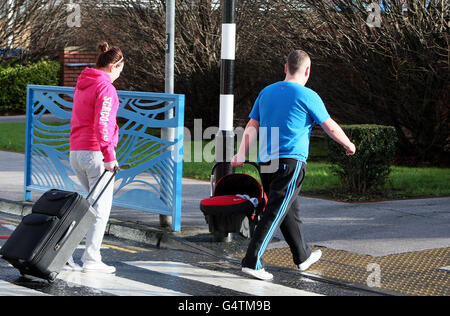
[96,41,123,68]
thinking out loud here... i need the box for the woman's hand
[104,160,119,172]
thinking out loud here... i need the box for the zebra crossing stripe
[126,261,322,296]
[0,280,49,296]
[0,261,322,296]
[1,225,16,231]
[0,222,15,239]
[0,222,16,232]
[57,270,189,296]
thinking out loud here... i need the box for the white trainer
[242,267,274,281]
[298,250,322,272]
[82,261,116,274]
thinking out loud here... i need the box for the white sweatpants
[70,151,115,264]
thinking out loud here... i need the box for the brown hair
[287,50,310,75]
[96,41,123,68]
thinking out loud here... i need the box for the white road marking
[1,258,323,296]
[57,270,189,296]
[0,280,49,296]
[75,245,109,250]
[1,224,16,231]
[126,261,323,296]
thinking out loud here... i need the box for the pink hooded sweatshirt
[70,68,119,163]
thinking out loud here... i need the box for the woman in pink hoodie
[69,42,123,274]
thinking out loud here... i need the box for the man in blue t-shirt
[231,50,356,281]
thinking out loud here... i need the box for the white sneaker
[63,257,82,272]
[82,261,116,274]
[242,267,273,281]
[298,250,322,272]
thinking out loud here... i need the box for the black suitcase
[0,169,116,282]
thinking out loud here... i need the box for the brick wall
[60,47,97,87]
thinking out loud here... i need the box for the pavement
[1,148,449,254]
[0,134,449,295]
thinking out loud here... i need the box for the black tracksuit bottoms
[242,158,312,270]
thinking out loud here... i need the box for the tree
[80,0,306,127]
[276,0,449,164]
[19,0,445,165]
[78,0,222,127]
[0,0,39,53]
[0,0,76,61]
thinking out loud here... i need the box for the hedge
[328,124,398,194]
[0,59,61,114]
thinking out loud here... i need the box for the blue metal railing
[24,85,185,231]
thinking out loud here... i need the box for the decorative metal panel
[24,85,185,231]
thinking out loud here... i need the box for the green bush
[0,59,61,114]
[328,125,398,194]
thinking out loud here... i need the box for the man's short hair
[287,50,310,75]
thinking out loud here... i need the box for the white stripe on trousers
[256,160,302,270]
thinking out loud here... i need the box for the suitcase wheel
[47,272,58,283]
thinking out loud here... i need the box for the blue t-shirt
[249,81,330,162]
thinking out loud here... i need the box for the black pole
[215,0,236,185]
[212,0,237,242]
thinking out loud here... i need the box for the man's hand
[321,119,356,156]
[231,119,259,168]
[345,143,356,156]
[104,160,119,172]
[231,153,245,168]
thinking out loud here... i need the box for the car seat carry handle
[210,161,260,197]
[210,161,260,178]
[86,167,119,207]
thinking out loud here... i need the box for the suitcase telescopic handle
[86,167,119,207]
